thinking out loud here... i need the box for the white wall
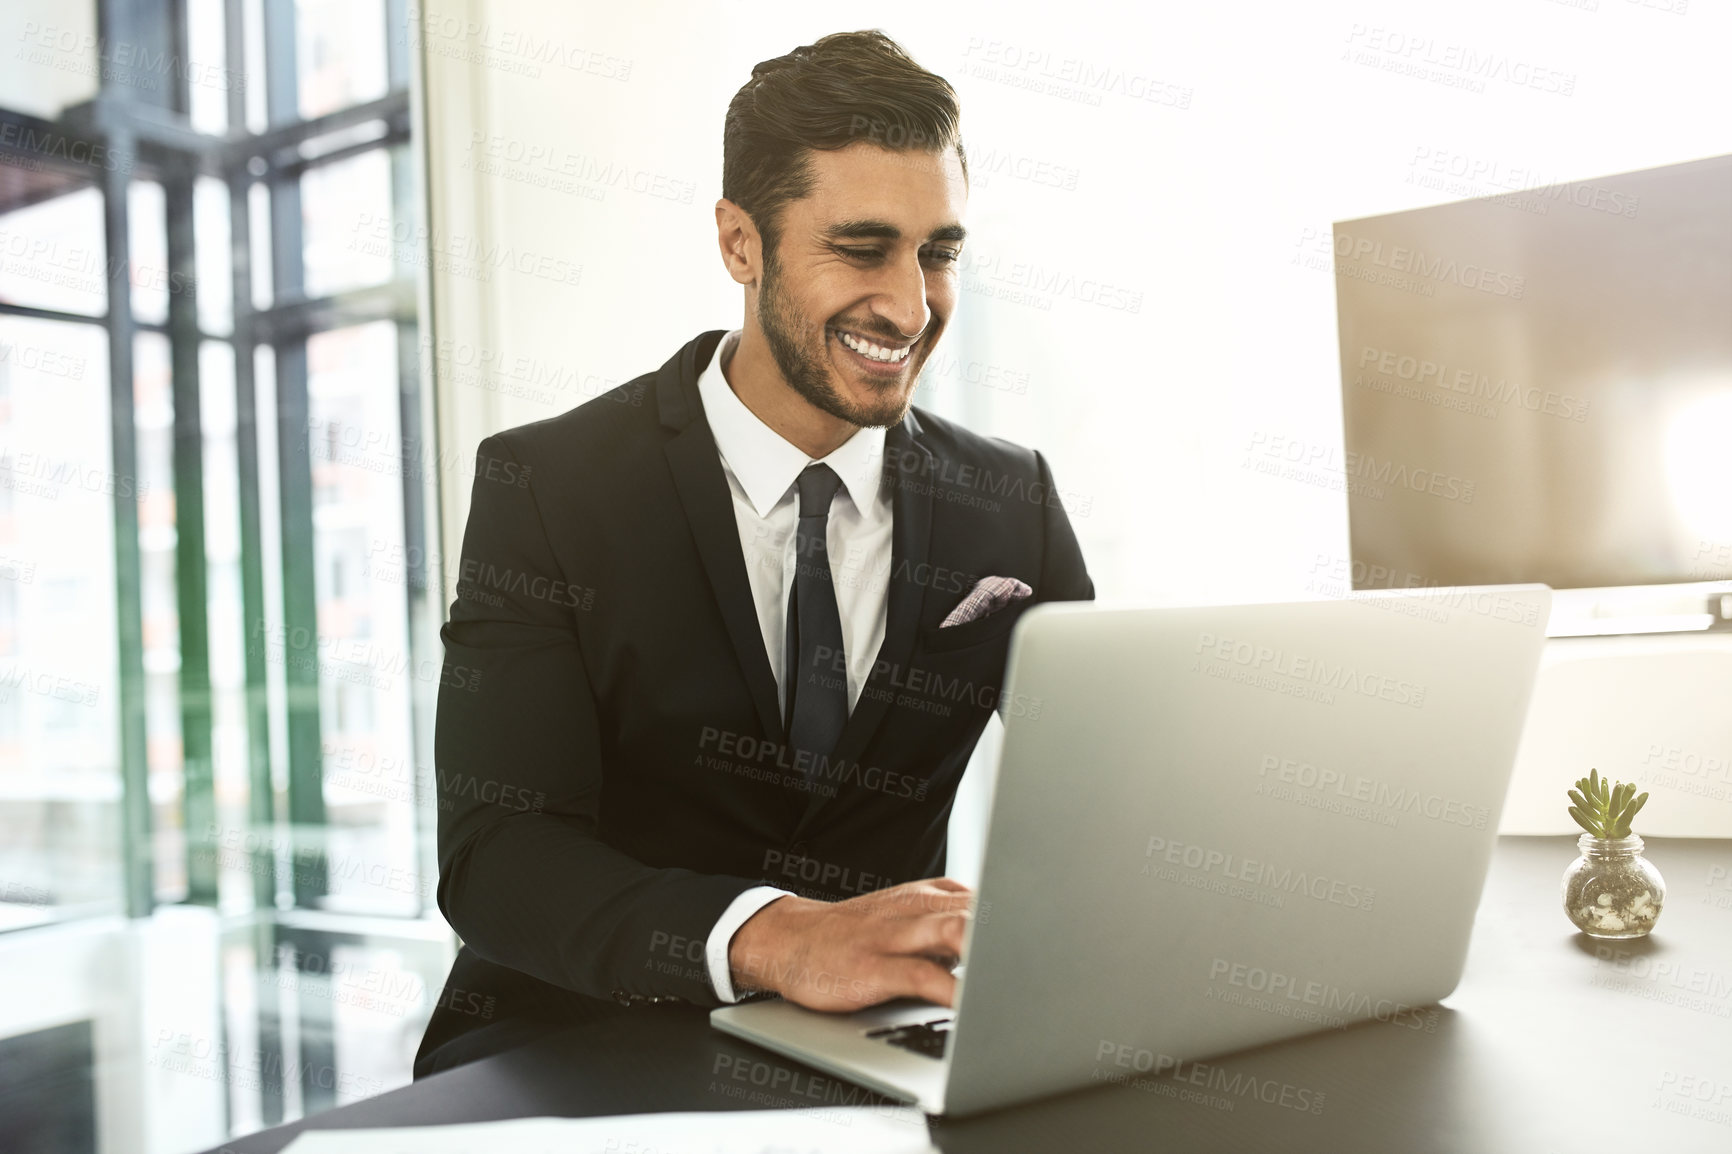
[417,0,1732,838]
[1502,633,1732,836]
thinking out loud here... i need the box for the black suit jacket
[415,330,1093,1073]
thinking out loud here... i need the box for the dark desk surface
[205,836,1732,1153]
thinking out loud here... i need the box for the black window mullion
[263,0,329,905]
[167,158,217,904]
[226,0,278,915]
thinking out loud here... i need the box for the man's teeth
[836,330,911,363]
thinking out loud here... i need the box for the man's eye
[923,248,962,264]
[836,246,885,261]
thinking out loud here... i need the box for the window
[0,0,445,1138]
[0,313,117,927]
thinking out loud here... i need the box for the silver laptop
[712,587,1552,1116]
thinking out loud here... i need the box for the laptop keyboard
[866,1017,953,1059]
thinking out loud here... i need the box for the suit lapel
[660,333,784,741]
[793,414,935,835]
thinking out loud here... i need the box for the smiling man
[416,30,1093,1075]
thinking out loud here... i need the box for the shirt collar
[696,330,888,519]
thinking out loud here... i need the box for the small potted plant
[1562,769,1664,939]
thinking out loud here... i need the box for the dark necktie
[784,463,848,773]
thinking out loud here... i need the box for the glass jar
[1562,834,1665,938]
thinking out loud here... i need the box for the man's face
[756,143,968,429]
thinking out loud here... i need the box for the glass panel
[0,186,106,318]
[130,180,168,326]
[134,332,186,903]
[195,177,235,336]
[250,181,273,310]
[244,0,270,133]
[300,150,393,299]
[200,342,259,914]
[0,3,101,120]
[305,322,423,915]
[186,0,232,135]
[0,316,120,929]
[297,0,389,120]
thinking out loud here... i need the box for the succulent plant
[1567,769,1648,839]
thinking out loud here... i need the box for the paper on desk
[281,1107,937,1153]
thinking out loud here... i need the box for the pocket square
[940,576,1033,628]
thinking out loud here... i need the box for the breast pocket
[917,600,1030,654]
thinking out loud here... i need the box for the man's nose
[874,255,931,340]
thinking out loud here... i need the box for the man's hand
[728,878,973,1012]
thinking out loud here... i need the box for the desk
[203,837,1732,1153]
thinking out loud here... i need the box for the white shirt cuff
[707,885,793,1003]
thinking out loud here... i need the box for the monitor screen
[1334,153,1732,591]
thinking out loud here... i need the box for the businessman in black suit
[416,30,1093,1076]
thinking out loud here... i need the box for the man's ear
[715,199,762,288]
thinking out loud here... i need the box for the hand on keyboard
[728,878,973,1012]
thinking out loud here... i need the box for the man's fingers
[882,909,970,959]
[874,954,958,1008]
[880,878,971,901]
[761,879,977,1014]
[873,886,972,918]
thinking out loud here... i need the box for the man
[415,30,1093,1076]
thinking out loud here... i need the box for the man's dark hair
[723,30,966,261]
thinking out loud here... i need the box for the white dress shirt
[697,331,895,1002]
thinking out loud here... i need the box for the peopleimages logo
[1244,432,1476,505]
[1355,345,1590,422]
[1144,836,1376,911]
[968,145,1081,191]
[958,38,1194,110]
[463,131,696,205]
[1257,754,1490,829]
[696,727,930,801]
[1092,1041,1325,1114]
[1336,231,1524,297]
[1342,24,1576,97]
[1304,554,1545,630]
[761,849,896,897]
[1652,1070,1732,1130]
[1297,227,1525,297]
[1407,147,1641,219]
[0,448,148,499]
[1206,958,1437,1031]
[1591,945,1732,1018]
[1195,632,1427,709]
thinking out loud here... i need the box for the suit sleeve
[1032,449,1095,604]
[434,434,759,1006]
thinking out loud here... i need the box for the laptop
[712,586,1552,1116]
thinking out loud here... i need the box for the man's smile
[828,326,919,374]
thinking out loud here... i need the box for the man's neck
[722,327,860,459]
